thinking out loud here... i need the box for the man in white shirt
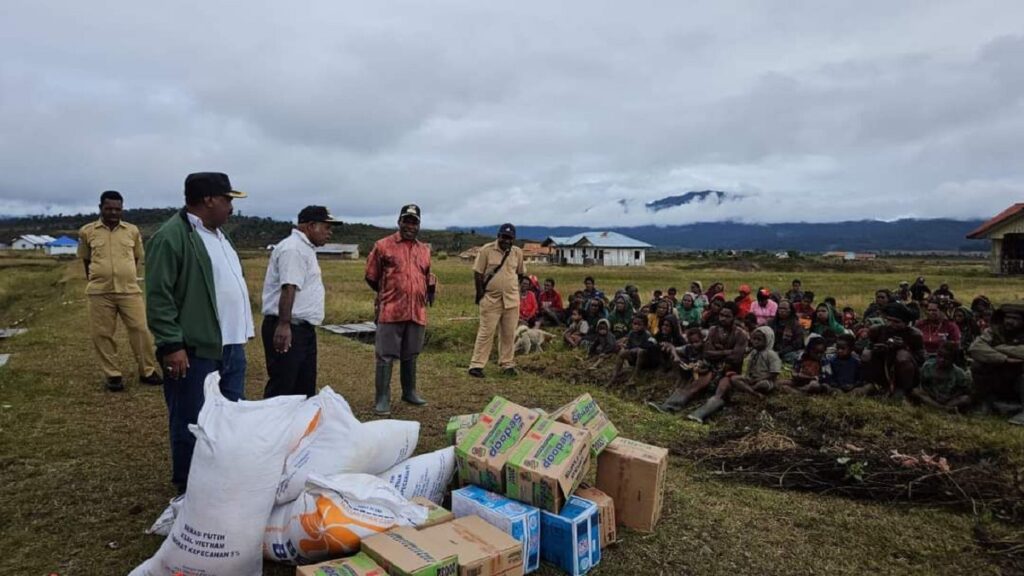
[261,205,340,398]
[146,171,253,494]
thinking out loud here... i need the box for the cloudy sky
[1,1,1022,227]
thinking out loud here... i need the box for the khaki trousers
[470,299,519,370]
[88,293,159,379]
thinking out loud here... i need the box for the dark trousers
[163,344,246,494]
[262,315,318,399]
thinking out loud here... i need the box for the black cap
[399,204,421,222]
[298,205,342,224]
[184,172,246,204]
[498,223,516,238]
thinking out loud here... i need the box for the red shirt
[365,233,431,325]
[539,289,564,311]
[918,319,961,355]
[520,291,539,323]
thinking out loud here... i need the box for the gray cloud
[0,1,1022,227]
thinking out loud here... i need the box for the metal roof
[315,243,359,253]
[966,203,1024,239]
[47,235,78,247]
[18,234,56,245]
[542,231,652,249]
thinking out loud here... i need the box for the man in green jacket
[968,303,1024,425]
[145,172,253,493]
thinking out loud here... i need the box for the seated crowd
[518,275,1024,426]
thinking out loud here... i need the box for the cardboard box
[412,497,454,529]
[361,526,458,576]
[455,427,471,447]
[574,485,616,549]
[539,496,601,576]
[296,552,386,576]
[504,417,591,513]
[451,485,541,574]
[595,437,668,533]
[551,394,619,456]
[430,515,524,576]
[445,414,480,444]
[455,397,539,493]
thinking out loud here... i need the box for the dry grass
[1,254,1022,575]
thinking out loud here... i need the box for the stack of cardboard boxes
[297,393,668,576]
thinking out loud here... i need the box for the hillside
[462,219,989,252]
[0,208,491,254]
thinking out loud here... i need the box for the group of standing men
[78,172,437,494]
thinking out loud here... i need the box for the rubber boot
[686,396,725,424]
[400,360,427,406]
[1010,378,1024,426]
[647,386,693,414]
[374,363,393,416]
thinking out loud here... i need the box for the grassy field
[1,251,1022,575]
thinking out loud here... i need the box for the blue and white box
[451,485,542,573]
[540,496,601,576]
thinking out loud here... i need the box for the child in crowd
[795,291,816,330]
[648,329,708,413]
[564,291,586,326]
[655,317,686,370]
[518,277,539,326]
[781,335,828,393]
[587,318,619,366]
[609,315,659,387]
[770,300,806,364]
[913,341,972,413]
[685,325,779,424]
[563,307,589,349]
[827,334,865,394]
[811,303,845,347]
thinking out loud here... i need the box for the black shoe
[140,372,163,386]
[106,376,125,392]
[468,368,485,378]
[501,367,519,377]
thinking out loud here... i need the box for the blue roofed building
[541,231,652,266]
[45,235,79,256]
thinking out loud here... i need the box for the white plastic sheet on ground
[130,373,306,576]
[276,387,420,504]
[377,447,456,504]
[263,473,427,565]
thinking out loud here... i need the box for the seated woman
[564,291,586,327]
[607,295,634,339]
[770,300,806,364]
[648,298,674,335]
[913,341,972,413]
[750,288,778,326]
[918,299,961,356]
[968,303,1024,425]
[563,307,590,349]
[583,297,608,329]
[676,292,703,329]
[689,281,709,308]
[952,306,978,356]
[518,277,539,326]
[810,303,845,348]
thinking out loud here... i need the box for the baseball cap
[184,172,246,203]
[498,223,516,238]
[298,205,343,224]
[399,204,421,222]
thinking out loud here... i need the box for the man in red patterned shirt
[365,204,435,416]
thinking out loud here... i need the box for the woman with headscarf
[810,302,846,347]
[952,306,977,353]
[735,284,754,319]
[689,281,709,308]
[676,292,703,329]
[705,282,725,303]
[607,295,634,339]
[769,300,805,364]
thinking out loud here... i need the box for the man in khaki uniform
[78,190,160,391]
[468,223,525,377]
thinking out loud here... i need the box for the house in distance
[967,203,1024,275]
[542,231,652,266]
